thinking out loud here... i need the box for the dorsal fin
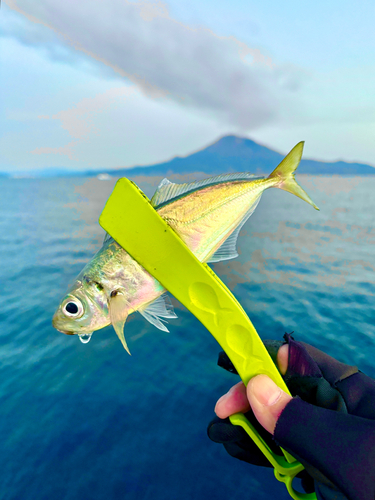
[150,172,263,208]
[103,232,113,244]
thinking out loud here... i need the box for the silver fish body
[52,142,318,352]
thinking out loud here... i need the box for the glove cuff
[274,397,375,500]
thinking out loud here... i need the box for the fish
[52,142,319,353]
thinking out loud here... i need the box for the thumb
[247,375,292,435]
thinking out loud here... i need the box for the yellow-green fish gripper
[99,178,317,500]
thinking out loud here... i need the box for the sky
[1,0,375,173]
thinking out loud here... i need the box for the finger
[247,374,292,435]
[214,344,290,420]
[215,381,251,419]
[277,344,289,375]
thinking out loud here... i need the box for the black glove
[208,333,375,500]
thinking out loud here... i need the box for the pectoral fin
[207,195,262,263]
[108,292,131,354]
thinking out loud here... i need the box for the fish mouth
[55,327,75,336]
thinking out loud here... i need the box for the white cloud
[4,0,307,131]
[51,86,137,140]
[30,141,78,160]
[10,79,226,169]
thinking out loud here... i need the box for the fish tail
[268,142,319,210]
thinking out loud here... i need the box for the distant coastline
[3,135,375,178]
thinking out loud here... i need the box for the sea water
[1,175,374,500]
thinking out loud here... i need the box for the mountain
[5,135,375,178]
[101,135,375,177]
[104,135,281,177]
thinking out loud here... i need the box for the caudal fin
[268,142,319,210]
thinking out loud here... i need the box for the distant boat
[97,173,112,180]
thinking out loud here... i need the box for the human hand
[208,334,375,500]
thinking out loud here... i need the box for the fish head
[53,271,133,353]
[52,278,109,337]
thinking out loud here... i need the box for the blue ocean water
[1,174,375,500]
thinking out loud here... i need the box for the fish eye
[63,299,84,318]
